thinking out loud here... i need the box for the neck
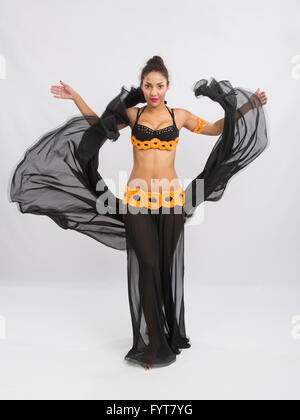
[144,102,167,114]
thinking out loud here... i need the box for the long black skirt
[122,187,190,367]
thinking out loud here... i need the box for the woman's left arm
[181,88,268,136]
[180,109,220,136]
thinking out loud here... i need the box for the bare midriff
[126,147,182,193]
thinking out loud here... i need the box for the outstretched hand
[50,80,76,100]
[250,88,268,108]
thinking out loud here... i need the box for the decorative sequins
[193,117,207,133]
[131,135,179,151]
[123,186,185,210]
[135,124,175,135]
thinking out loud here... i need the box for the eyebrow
[144,82,164,85]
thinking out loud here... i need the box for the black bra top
[131,105,180,151]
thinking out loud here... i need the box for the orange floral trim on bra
[122,185,185,209]
[193,117,207,133]
[131,135,179,151]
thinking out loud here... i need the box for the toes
[141,362,152,370]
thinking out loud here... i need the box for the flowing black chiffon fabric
[184,78,269,219]
[9,85,146,250]
[10,77,269,244]
[123,205,190,367]
[9,77,269,367]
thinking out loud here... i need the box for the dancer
[9,55,269,370]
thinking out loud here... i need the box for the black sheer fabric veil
[9,77,269,250]
[184,78,269,219]
[9,85,145,250]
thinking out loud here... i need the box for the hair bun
[147,55,164,65]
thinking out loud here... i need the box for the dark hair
[139,56,170,87]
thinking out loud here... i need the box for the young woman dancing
[9,55,269,370]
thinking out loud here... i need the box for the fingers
[50,85,63,97]
[50,80,67,94]
[259,91,267,104]
[50,87,62,93]
[255,89,268,104]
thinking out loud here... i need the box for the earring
[164,100,167,104]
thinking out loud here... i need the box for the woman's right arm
[50,81,138,129]
[50,80,98,119]
[72,98,137,130]
[72,91,98,118]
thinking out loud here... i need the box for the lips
[151,98,158,102]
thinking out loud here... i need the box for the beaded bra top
[131,105,180,151]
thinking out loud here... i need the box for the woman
[9,56,269,371]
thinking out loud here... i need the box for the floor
[0,281,299,400]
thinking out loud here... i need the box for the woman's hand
[250,88,268,108]
[50,80,76,100]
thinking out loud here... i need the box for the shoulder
[126,106,141,128]
[173,108,208,133]
[173,108,186,114]
[173,108,187,119]
[117,106,140,131]
[172,108,188,130]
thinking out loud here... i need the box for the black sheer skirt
[9,77,270,367]
[123,198,190,367]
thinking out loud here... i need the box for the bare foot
[141,362,152,370]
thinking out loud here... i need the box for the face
[141,72,169,107]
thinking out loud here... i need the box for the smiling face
[141,72,169,108]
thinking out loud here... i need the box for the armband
[193,117,207,134]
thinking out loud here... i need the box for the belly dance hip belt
[122,185,185,212]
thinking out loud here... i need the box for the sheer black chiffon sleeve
[183,77,269,220]
[9,86,146,251]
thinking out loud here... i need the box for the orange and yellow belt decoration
[123,186,185,210]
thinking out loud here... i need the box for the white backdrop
[1,0,300,400]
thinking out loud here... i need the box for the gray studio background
[1,0,300,400]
